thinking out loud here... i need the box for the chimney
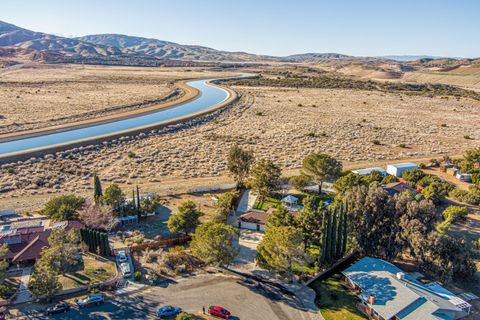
[368,295,375,305]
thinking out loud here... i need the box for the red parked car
[208,305,231,319]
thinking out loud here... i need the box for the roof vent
[396,272,405,281]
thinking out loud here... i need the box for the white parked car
[76,293,104,308]
[120,262,131,277]
[116,250,127,263]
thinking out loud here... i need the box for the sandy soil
[0,64,228,134]
[1,82,479,212]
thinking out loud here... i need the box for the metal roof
[343,257,464,320]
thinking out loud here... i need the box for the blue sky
[2,0,479,57]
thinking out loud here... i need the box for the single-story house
[383,182,416,196]
[0,220,84,265]
[342,257,471,320]
[352,167,387,176]
[386,162,419,177]
[238,210,267,232]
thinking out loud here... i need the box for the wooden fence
[129,235,191,253]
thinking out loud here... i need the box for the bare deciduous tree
[79,202,119,231]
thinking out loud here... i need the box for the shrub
[134,271,142,281]
[176,313,193,320]
[127,151,137,158]
[402,169,426,183]
[443,206,468,223]
[372,140,381,145]
[0,283,14,299]
[381,175,399,184]
[399,143,407,148]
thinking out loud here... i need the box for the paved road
[13,274,316,320]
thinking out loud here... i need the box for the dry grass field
[1,75,479,212]
[0,64,226,134]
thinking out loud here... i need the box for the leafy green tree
[381,175,399,184]
[45,228,81,274]
[344,186,402,259]
[42,194,86,221]
[190,222,239,266]
[256,226,305,278]
[167,201,202,235]
[248,159,281,200]
[102,184,125,212]
[227,144,255,188]
[301,153,342,193]
[402,169,426,183]
[420,233,476,284]
[296,197,323,248]
[212,190,239,223]
[289,175,311,191]
[422,181,452,204]
[93,174,103,204]
[29,253,62,300]
[333,172,366,193]
[139,195,160,216]
[462,148,480,173]
[364,171,384,185]
[267,205,296,228]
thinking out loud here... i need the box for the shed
[386,162,419,177]
[351,167,387,176]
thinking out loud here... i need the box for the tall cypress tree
[342,201,348,255]
[132,189,136,211]
[325,209,332,263]
[320,209,327,264]
[336,204,344,258]
[330,206,338,260]
[93,174,103,204]
[136,185,141,213]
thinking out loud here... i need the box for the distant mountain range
[380,55,454,61]
[0,20,475,66]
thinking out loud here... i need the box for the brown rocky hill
[76,34,277,62]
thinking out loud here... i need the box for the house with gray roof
[342,257,471,320]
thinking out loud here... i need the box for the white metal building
[386,162,419,177]
[351,167,387,176]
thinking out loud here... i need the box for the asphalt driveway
[13,274,316,320]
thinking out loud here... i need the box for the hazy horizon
[2,0,480,58]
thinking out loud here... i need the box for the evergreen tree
[330,206,338,260]
[136,185,141,213]
[336,204,344,258]
[93,174,103,204]
[342,201,348,255]
[132,189,136,210]
[320,209,327,264]
[324,209,332,262]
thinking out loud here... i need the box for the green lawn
[59,254,117,290]
[253,197,281,210]
[309,273,366,320]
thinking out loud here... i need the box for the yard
[309,273,366,320]
[253,193,333,211]
[58,254,117,290]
